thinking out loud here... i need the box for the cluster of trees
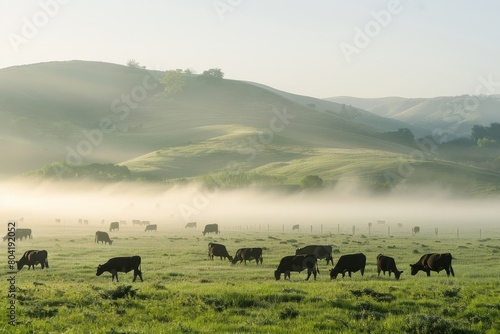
[161,67,224,95]
[472,123,500,147]
[27,162,131,182]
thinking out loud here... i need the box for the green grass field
[2,222,499,333]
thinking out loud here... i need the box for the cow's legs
[449,265,455,277]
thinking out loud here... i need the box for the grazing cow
[96,256,143,282]
[185,222,197,228]
[141,220,150,226]
[17,250,49,270]
[376,254,403,279]
[120,220,127,225]
[295,245,333,265]
[145,224,157,232]
[329,253,366,279]
[83,219,89,225]
[292,224,300,231]
[3,228,32,241]
[397,223,403,228]
[410,253,455,277]
[274,254,319,280]
[208,242,233,261]
[132,219,141,226]
[95,231,113,245]
[412,226,420,234]
[109,222,119,232]
[202,223,219,236]
[231,248,263,265]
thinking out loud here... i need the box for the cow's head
[227,256,234,262]
[108,240,113,245]
[96,264,104,276]
[395,270,404,279]
[274,270,281,280]
[409,264,419,275]
[16,261,23,271]
[329,268,338,280]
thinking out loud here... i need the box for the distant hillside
[2,61,500,195]
[327,95,500,138]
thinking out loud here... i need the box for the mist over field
[2,180,498,236]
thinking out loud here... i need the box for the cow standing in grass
[231,248,263,265]
[376,254,403,279]
[145,224,157,232]
[3,228,32,241]
[329,253,366,279]
[17,250,49,270]
[274,254,319,280]
[95,231,113,245]
[295,245,333,265]
[96,256,143,282]
[203,223,219,236]
[185,222,197,228]
[410,253,455,277]
[109,222,119,232]
[208,242,233,261]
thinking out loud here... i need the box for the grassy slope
[2,61,500,194]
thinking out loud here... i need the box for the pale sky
[1,0,499,98]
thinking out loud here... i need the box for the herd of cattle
[9,223,454,282]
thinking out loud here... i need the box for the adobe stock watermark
[7,0,72,53]
[178,106,295,223]
[49,73,160,178]
[339,0,410,64]
[213,0,244,21]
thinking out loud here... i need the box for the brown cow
[208,242,233,261]
[274,254,319,280]
[231,248,263,265]
[295,245,333,265]
[96,256,143,282]
[109,222,119,232]
[376,254,403,279]
[17,250,49,270]
[203,223,219,236]
[145,224,157,232]
[95,231,113,245]
[410,253,454,277]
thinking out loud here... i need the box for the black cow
[292,224,300,231]
[329,253,366,279]
[145,224,157,232]
[109,222,119,232]
[96,256,143,282]
[203,223,219,236]
[376,254,403,279]
[17,250,49,270]
[274,254,319,280]
[412,226,420,234]
[295,245,333,265]
[231,248,263,265]
[185,222,197,228]
[95,231,113,245]
[410,253,455,277]
[208,242,233,261]
[3,228,32,241]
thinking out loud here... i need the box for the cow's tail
[316,258,320,274]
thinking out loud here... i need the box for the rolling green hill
[327,95,500,138]
[2,61,500,194]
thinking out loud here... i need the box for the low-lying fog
[1,181,499,237]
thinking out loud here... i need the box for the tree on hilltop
[200,68,224,81]
[161,70,186,95]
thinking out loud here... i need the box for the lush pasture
[2,223,500,333]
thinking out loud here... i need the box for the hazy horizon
[1,1,500,99]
